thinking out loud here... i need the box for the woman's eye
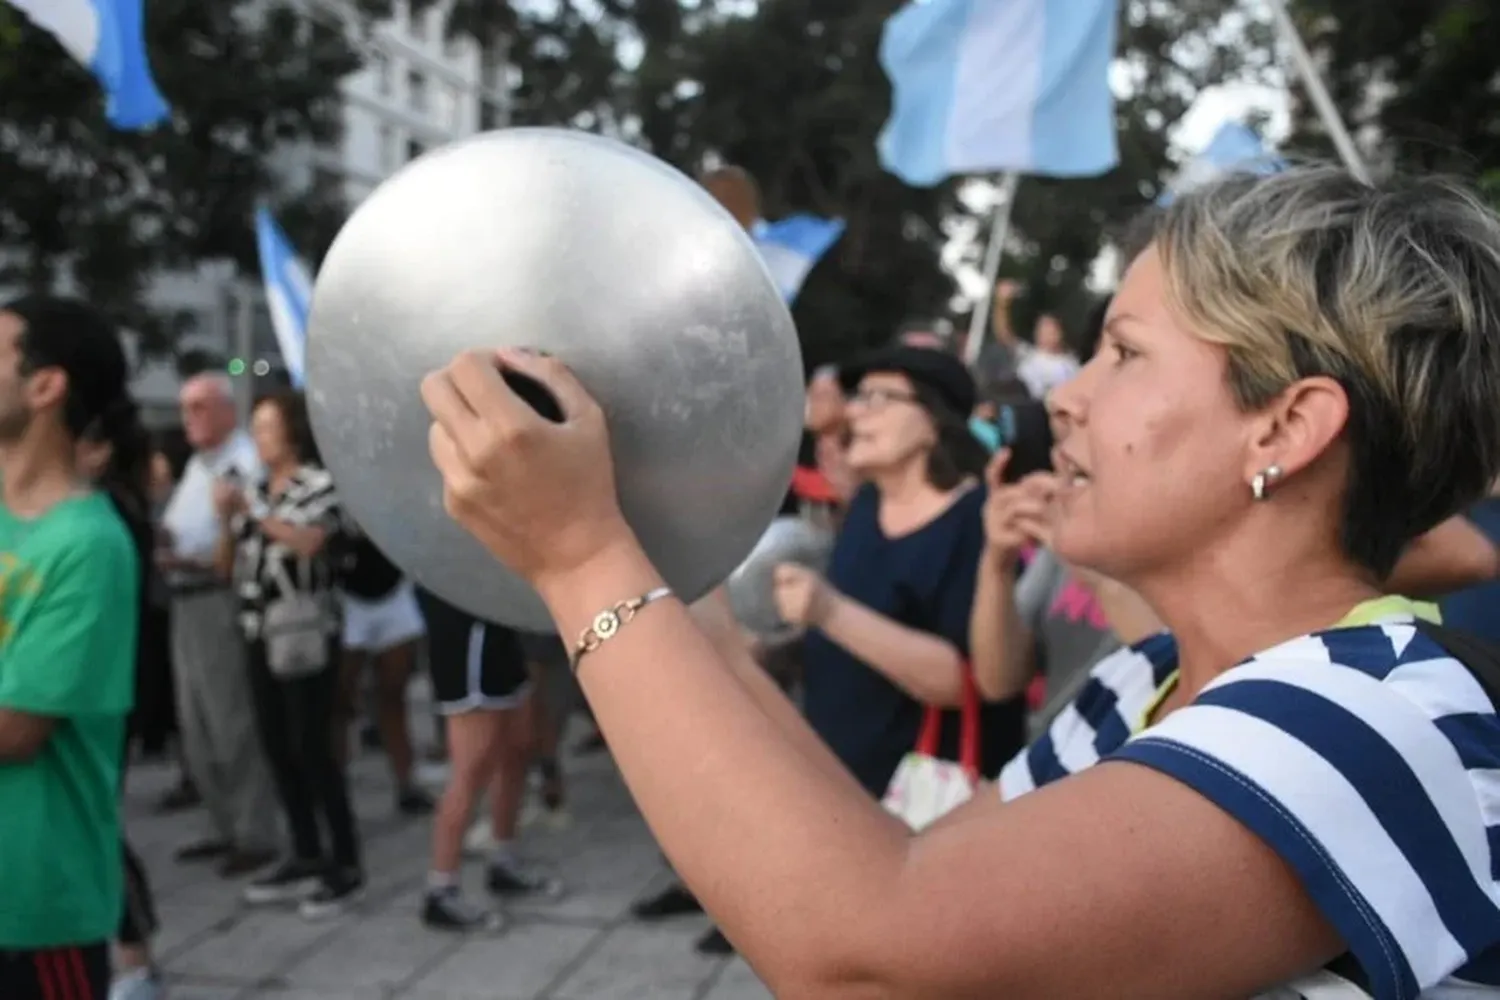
[1111,342,1138,364]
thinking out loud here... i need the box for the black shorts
[517,631,569,669]
[0,943,110,1000]
[415,588,531,714]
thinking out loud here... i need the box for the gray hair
[182,371,233,401]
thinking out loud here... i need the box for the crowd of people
[418,165,1500,998]
[3,162,1500,1000]
[0,322,587,999]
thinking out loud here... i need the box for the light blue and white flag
[254,208,313,388]
[1158,121,1285,205]
[4,0,170,130]
[877,0,1120,186]
[752,215,845,303]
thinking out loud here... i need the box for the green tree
[429,0,1272,365]
[998,0,1277,343]
[1283,1,1500,177]
[658,0,1273,362]
[0,0,391,351]
[422,0,625,131]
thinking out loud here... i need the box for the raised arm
[971,454,1055,701]
[687,585,862,788]
[418,349,1359,999]
[774,560,969,706]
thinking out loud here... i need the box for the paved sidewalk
[128,733,773,1000]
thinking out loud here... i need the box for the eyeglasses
[848,388,919,410]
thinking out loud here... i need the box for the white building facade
[135,0,508,423]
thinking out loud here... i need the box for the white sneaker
[463,818,498,856]
[108,969,163,1000]
[521,800,573,831]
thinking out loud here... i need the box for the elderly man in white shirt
[159,373,278,875]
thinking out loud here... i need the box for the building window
[479,99,503,130]
[407,138,425,162]
[407,70,428,112]
[409,8,428,42]
[434,83,460,129]
[378,124,398,170]
[372,52,392,95]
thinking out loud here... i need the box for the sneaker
[397,786,435,816]
[243,858,325,905]
[174,838,230,863]
[521,802,573,831]
[108,969,163,1000]
[573,728,607,755]
[421,888,506,933]
[695,926,735,956]
[486,858,565,900]
[155,781,200,814]
[631,883,703,921]
[300,867,365,920]
[218,847,276,878]
[463,818,498,857]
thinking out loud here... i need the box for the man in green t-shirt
[0,297,141,1000]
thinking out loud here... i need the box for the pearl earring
[1251,464,1284,502]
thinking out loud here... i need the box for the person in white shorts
[334,529,434,815]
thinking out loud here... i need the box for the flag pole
[1263,0,1369,183]
[963,171,1021,369]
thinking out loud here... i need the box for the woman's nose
[1048,371,1089,430]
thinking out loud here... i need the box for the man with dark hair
[0,296,141,1000]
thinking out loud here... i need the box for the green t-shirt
[0,490,138,948]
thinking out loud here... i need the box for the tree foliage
[1,0,1347,367]
[435,0,1272,363]
[0,0,389,350]
[1284,0,1500,179]
[1000,0,1276,342]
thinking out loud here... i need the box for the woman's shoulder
[1214,619,1481,708]
[1115,622,1500,996]
[996,634,1178,799]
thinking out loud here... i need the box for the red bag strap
[913,661,982,780]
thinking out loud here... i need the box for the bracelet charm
[571,586,672,669]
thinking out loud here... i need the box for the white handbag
[261,559,332,679]
[882,666,981,831]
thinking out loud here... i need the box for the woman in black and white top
[212,390,363,917]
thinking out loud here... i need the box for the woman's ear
[1242,375,1349,485]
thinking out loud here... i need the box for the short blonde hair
[1152,166,1500,576]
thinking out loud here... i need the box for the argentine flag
[752,215,845,303]
[4,0,169,130]
[1158,121,1286,205]
[877,0,1120,186]
[254,208,313,388]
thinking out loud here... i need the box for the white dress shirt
[161,431,262,578]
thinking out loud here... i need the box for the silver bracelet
[570,586,673,671]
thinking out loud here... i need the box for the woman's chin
[1050,517,1100,569]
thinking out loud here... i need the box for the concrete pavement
[126,728,774,1000]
